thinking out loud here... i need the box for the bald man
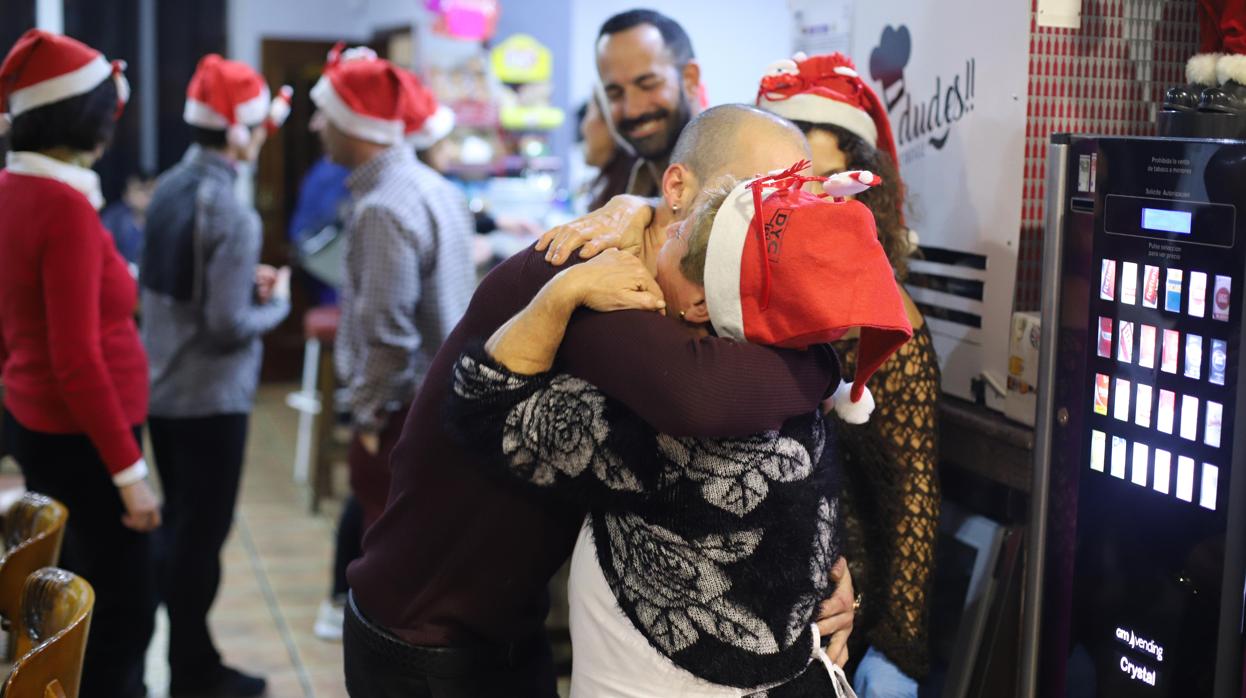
[344,106,853,697]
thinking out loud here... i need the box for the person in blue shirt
[100,171,156,268]
[288,153,350,305]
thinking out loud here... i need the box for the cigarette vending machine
[1021,136,1246,698]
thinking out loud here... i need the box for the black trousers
[344,592,559,698]
[332,495,363,598]
[149,413,249,684]
[2,412,156,698]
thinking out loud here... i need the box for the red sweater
[0,171,148,474]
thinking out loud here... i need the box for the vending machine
[1021,136,1246,698]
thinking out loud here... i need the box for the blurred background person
[140,53,294,698]
[100,168,156,269]
[0,30,160,698]
[759,51,941,698]
[578,85,635,212]
[309,44,475,643]
[288,124,351,307]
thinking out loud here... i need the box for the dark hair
[790,120,913,280]
[8,78,118,153]
[598,9,694,68]
[190,126,228,148]
[574,101,589,143]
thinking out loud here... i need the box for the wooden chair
[1,568,93,698]
[0,494,68,660]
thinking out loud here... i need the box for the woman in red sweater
[0,30,160,698]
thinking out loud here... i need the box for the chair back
[2,568,94,698]
[0,494,67,655]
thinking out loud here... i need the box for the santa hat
[0,29,129,134]
[756,52,898,170]
[311,44,454,147]
[184,54,293,149]
[702,161,913,424]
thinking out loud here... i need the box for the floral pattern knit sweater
[445,346,841,693]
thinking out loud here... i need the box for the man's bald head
[669,104,810,185]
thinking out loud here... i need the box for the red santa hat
[756,52,898,170]
[0,29,129,133]
[311,44,454,147]
[702,161,913,423]
[184,54,293,149]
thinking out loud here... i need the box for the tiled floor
[145,385,348,698]
[6,384,570,697]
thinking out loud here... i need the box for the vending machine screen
[1065,138,1245,696]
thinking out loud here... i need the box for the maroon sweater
[347,246,839,646]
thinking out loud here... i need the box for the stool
[285,305,343,513]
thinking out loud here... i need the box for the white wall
[227,0,420,68]
[568,1,793,113]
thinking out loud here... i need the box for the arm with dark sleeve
[557,309,839,438]
[201,187,289,347]
[445,346,650,504]
[41,204,144,477]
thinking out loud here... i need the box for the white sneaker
[314,598,345,642]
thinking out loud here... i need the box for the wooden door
[256,39,340,382]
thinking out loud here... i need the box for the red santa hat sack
[311,44,454,147]
[702,161,913,424]
[184,54,293,149]
[0,29,130,135]
[757,52,898,170]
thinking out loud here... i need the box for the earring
[672,203,679,213]
[679,311,686,319]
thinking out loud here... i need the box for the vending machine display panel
[1034,137,1246,698]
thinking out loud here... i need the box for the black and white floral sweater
[445,345,842,693]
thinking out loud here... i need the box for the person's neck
[350,142,391,170]
[38,147,96,169]
[201,145,239,164]
[639,202,675,276]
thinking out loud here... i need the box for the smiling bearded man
[595,9,704,201]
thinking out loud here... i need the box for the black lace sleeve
[445,345,653,503]
[833,322,941,680]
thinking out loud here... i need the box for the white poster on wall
[789,0,854,57]
[834,2,1029,410]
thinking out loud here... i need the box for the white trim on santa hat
[235,87,271,125]
[759,92,878,147]
[1217,54,1246,86]
[8,54,111,116]
[184,86,271,130]
[310,75,405,145]
[702,179,758,342]
[408,104,455,150]
[184,99,230,129]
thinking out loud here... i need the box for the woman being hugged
[758,52,943,698]
[0,30,159,698]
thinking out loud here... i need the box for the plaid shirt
[336,146,475,430]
